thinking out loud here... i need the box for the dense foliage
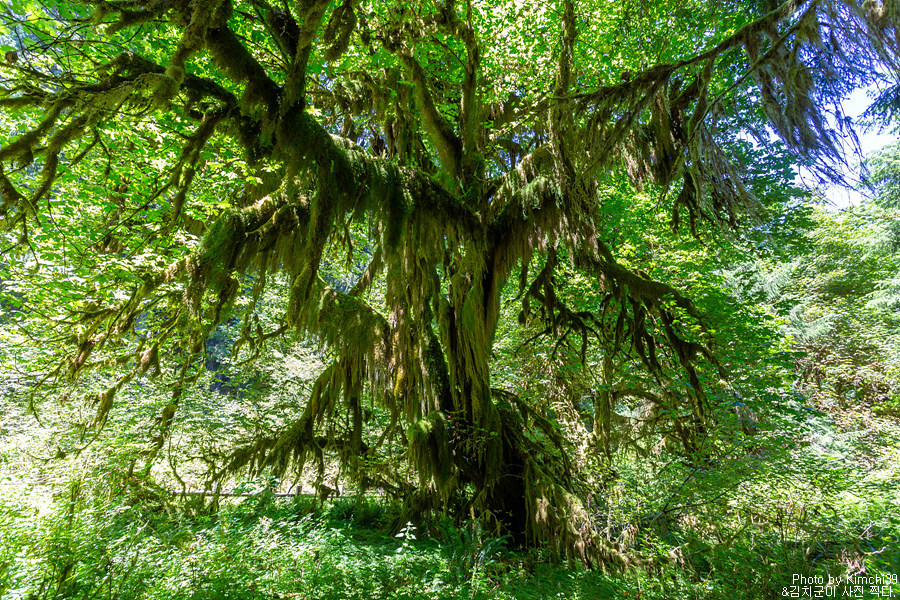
[1,0,899,594]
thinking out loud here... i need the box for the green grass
[1,481,898,600]
[0,488,699,600]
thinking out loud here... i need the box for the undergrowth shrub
[2,465,898,600]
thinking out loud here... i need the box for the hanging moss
[323,0,357,61]
[407,410,453,495]
[3,0,898,571]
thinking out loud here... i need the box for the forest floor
[3,480,898,600]
[0,486,734,600]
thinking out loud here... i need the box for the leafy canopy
[1,0,898,564]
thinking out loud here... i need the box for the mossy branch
[399,52,464,182]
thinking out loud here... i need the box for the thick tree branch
[399,52,464,181]
[205,25,282,113]
[283,0,330,108]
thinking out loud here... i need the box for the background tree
[1,0,898,563]
[868,140,900,248]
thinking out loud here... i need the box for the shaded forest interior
[1,0,899,598]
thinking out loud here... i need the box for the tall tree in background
[0,0,897,563]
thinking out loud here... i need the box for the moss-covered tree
[1,0,897,564]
